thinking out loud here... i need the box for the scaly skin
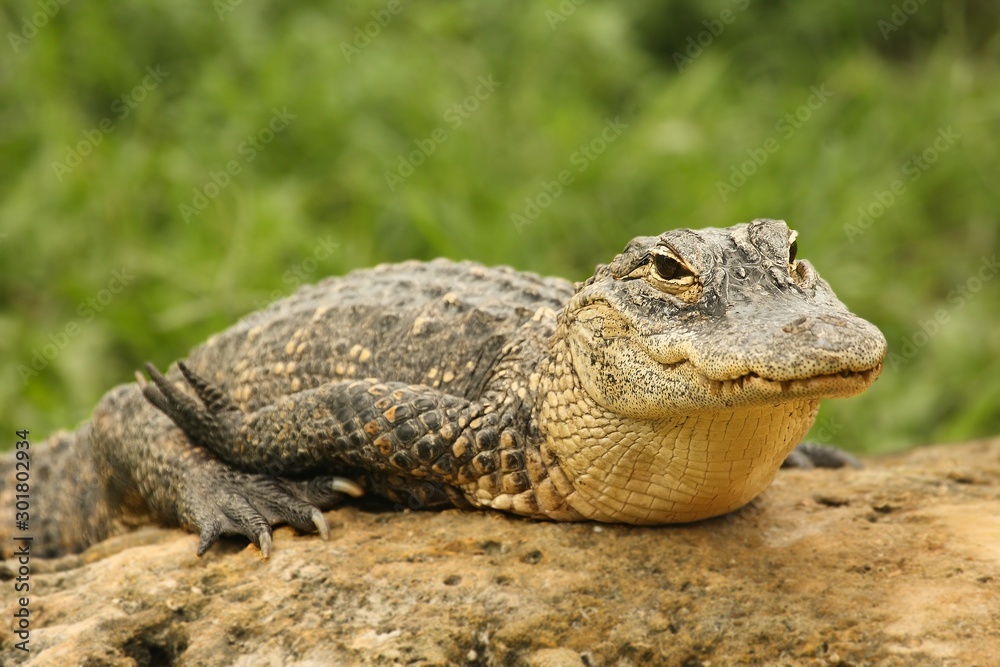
[1,219,886,559]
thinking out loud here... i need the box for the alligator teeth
[707,375,758,394]
[704,365,879,397]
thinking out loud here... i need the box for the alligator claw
[311,508,330,541]
[141,361,241,452]
[256,531,272,559]
[197,522,223,557]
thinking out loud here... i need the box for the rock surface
[2,438,999,667]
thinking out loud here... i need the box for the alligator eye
[647,249,700,301]
[653,253,691,281]
[788,239,798,265]
[653,253,694,283]
[650,251,695,285]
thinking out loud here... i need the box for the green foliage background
[1,0,998,453]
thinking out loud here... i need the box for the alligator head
[539,219,886,524]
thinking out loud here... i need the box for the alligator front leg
[141,362,527,543]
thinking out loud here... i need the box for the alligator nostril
[782,316,809,334]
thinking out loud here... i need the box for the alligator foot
[782,441,862,469]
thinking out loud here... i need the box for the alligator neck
[534,341,820,524]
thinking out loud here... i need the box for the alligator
[1,219,886,559]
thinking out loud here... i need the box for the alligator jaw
[702,361,883,400]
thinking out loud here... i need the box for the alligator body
[1,220,886,558]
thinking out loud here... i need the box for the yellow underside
[538,385,820,524]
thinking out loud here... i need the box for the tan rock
[3,439,998,666]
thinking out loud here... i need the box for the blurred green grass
[1,0,998,453]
